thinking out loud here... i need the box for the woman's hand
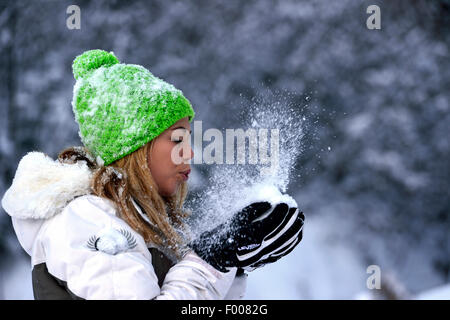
[190,200,304,272]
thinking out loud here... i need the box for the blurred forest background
[0,0,448,299]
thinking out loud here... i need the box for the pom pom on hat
[72,49,120,80]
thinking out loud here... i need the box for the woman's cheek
[162,175,180,197]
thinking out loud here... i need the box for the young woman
[2,50,304,299]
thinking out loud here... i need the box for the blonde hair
[57,142,190,258]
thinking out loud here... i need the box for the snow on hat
[71,49,195,166]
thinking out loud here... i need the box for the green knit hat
[71,49,195,166]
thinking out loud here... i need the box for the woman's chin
[160,184,179,198]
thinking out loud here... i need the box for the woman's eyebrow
[172,126,192,134]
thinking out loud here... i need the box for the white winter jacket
[1,151,247,300]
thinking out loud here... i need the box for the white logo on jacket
[87,227,137,255]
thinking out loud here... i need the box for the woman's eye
[172,140,182,143]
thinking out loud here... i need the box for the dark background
[0,0,448,299]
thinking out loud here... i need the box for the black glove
[241,210,305,271]
[190,200,304,272]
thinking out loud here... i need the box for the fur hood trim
[2,151,93,220]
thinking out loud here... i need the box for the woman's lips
[179,169,191,181]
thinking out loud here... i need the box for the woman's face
[148,117,193,197]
